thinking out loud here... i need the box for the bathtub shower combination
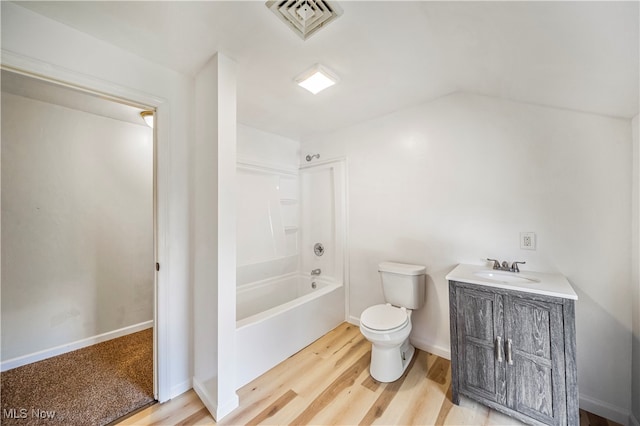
[235,158,346,387]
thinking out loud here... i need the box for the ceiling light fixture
[140,110,154,128]
[295,64,339,95]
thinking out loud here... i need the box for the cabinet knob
[495,336,503,363]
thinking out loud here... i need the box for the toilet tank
[378,261,426,309]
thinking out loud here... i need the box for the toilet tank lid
[378,262,426,276]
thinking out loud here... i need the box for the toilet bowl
[360,303,415,382]
[359,261,426,383]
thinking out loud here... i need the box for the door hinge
[156,262,160,272]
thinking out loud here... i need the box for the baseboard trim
[347,315,451,360]
[410,336,451,360]
[579,393,630,425]
[192,377,216,419]
[1,320,153,372]
[192,377,239,421]
[170,379,193,400]
[217,393,240,420]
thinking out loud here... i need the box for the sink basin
[473,270,540,284]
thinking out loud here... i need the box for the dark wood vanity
[447,264,578,426]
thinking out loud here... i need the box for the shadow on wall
[387,235,484,357]
[570,283,633,418]
[410,263,460,358]
[633,329,640,422]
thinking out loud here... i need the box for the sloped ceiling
[12,1,640,140]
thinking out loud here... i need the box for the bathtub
[236,272,344,388]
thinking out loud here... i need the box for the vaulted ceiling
[14,1,640,140]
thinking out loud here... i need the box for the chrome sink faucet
[487,258,526,273]
[311,268,322,276]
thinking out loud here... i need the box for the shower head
[306,153,320,162]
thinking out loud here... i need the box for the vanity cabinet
[448,280,578,426]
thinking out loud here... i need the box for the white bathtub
[236,273,344,387]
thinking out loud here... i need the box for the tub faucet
[311,269,322,276]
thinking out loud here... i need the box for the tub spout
[311,269,322,276]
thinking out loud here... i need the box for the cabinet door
[504,296,566,425]
[456,287,506,405]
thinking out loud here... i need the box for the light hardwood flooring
[118,322,622,426]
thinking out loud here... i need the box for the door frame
[1,51,170,402]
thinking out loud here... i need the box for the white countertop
[445,263,578,300]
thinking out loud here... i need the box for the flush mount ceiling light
[295,64,339,94]
[140,110,154,128]
[266,0,343,41]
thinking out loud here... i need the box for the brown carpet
[1,328,154,426]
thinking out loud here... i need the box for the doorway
[0,69,157,424]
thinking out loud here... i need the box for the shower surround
[235,125,347,387]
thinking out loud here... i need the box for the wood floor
[118,323,622,426]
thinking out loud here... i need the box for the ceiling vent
[266,0,343,40]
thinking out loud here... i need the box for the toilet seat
[361,304,409,332]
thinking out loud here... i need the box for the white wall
[237,124,299,168]
[302,92,633,422]
[1,93,153,361]
[2,2,193,400]
[632,113,640,425]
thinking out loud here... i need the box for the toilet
[359,261,426,382]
